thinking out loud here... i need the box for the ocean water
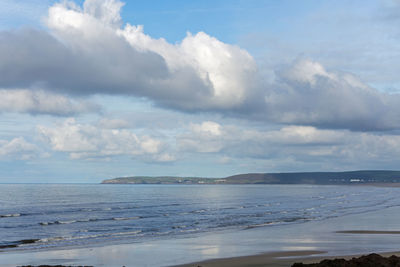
[1,184,400,253]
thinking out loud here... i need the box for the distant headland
[101,170,400,185]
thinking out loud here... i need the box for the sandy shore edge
[173,250,326,267]
[175,230,400,267]
[174,250,400,267]
[16,230,400,267]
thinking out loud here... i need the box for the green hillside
[101,170,400,185]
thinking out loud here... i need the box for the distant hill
[101,170,400,185]
[101,176,216,184]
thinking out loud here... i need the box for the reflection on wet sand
[2,206,400,267]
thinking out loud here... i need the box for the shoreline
[174,250,327,267]
[177,229,400,266]
[175,250,400,267]
[3,228,400,267]
[2,200,400,266]
[8,251,400,267]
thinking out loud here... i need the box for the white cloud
[119,25,257,108]
[1,0,400,131]
[180,121,345,152]
[0,137,39,160]
[190,121,222,136]
[177,121,400,167]
[266,58,400,130]
[0,0,258,111]
[37,118,174,162]
[179,122,225,153]
[278,59,335,86]
[40,1,400,131]
[0,89,99,115]
[265,125,345,145]
[83,0,124,27]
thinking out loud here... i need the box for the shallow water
[1,184,400,252]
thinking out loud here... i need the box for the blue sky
[1,0,400,183]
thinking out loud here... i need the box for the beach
[178,251,400,267]
[178,205,400,266]
[2,204,400,266]
[2,0,400,264]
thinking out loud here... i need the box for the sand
[4,207,400,266]
[175,250,326,267]
[176,250,400,267]
[177,230,400,267]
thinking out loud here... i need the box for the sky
[1,0,400,183]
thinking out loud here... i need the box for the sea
[1,183,400,254]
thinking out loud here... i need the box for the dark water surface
[1,184,399,252]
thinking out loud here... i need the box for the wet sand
[178,229,400,267]
[175,250,327,267]
[12,251,400,267]
[177,250,400,267]
[3,207,400,266]
[14,251,400,267]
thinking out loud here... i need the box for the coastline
[176,250,400,267]
[6,251,400,267]
[174,250,327,267]
[176,208,400,267]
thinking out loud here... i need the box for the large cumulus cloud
[0,0,256,111]
[1,0,400,131]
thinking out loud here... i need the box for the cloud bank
[38,118,174,162]
[0,0,399,131]
[267,59,400,131]
[178,121,400,168]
